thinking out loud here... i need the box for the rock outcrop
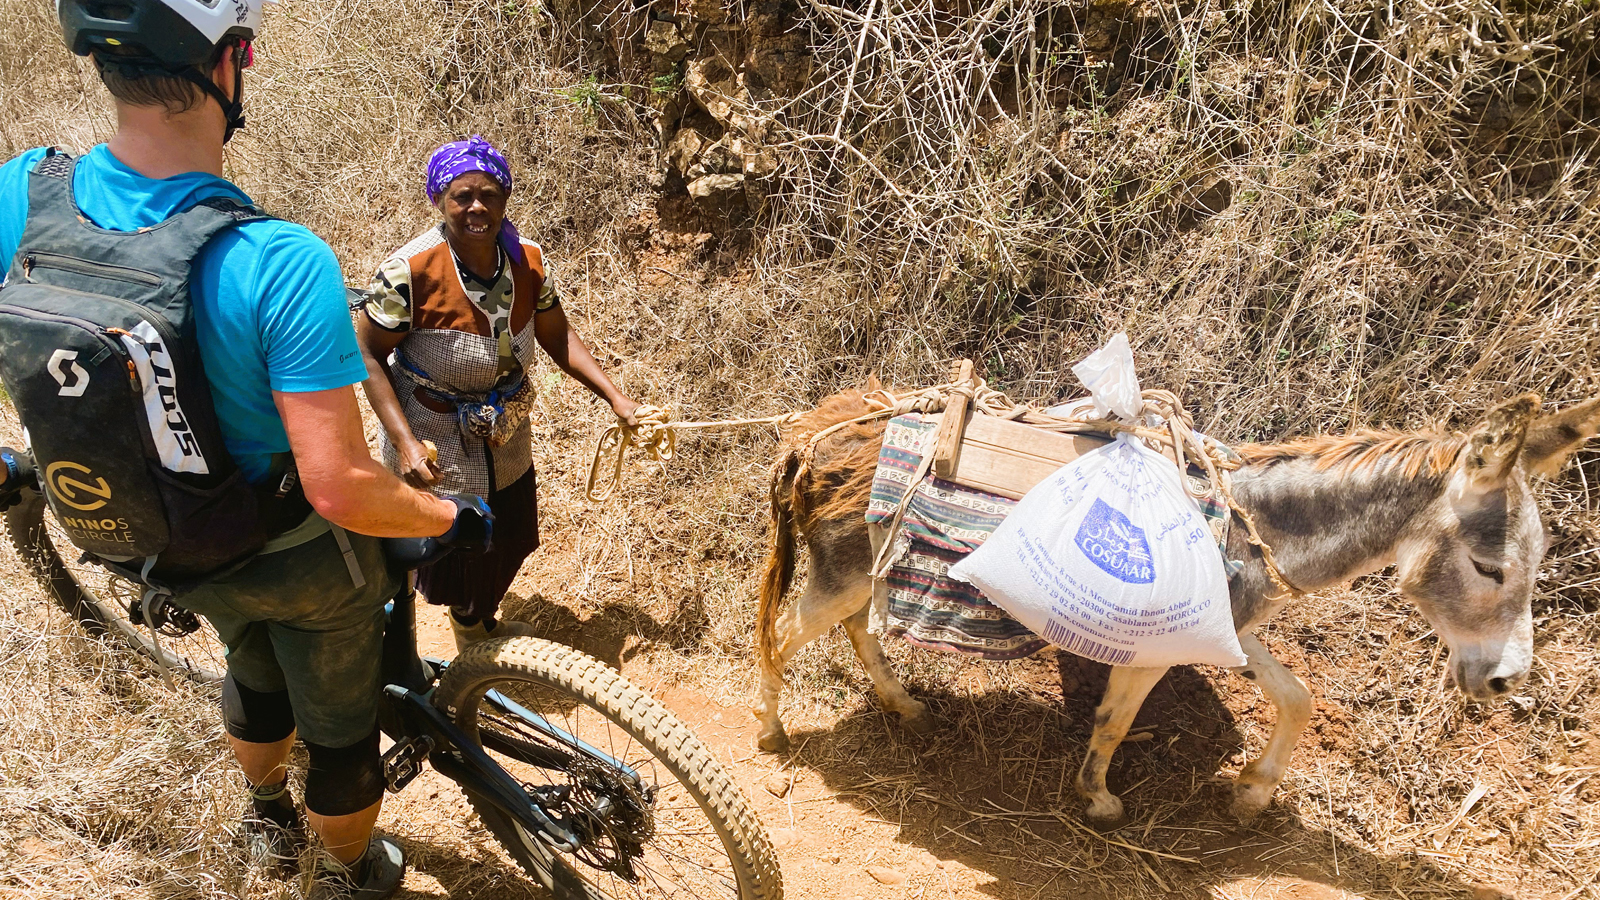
[639,0,807,225]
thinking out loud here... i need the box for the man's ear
[1520,395,1600,479]
[1460,393,1540,492]
[211,45,237,96]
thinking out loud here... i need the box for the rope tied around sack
[796,378,1303,599]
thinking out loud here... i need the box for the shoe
[308,837,405,899]
[451,612,536,653]
[238,784,306,874]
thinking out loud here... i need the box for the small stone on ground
[866,866,907,885]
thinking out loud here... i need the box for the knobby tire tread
[2,491,223,684]
[435,636,783,900]
[5,492,107,631]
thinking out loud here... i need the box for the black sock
[248,776,299,828]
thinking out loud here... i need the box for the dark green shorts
[176,528,400,748]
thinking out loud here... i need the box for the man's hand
[437,494,493,553]
[383,493,492,569]
[0,447,35,510]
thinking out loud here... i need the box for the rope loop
[585,405,800,502]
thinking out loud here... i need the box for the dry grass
[1,0,1598,897]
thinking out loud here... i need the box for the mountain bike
[4,487,784,899]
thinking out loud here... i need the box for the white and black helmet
[58,0,269,138]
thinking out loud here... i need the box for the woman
[359,135,640,651]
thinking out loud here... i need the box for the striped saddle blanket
[865,413,1236,660]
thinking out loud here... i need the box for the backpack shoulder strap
[8,151,78,278]
[25,149,77,214]
[190,195,274,223]
[32,148,74,180]
[166,195,278,253]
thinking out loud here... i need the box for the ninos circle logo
[45,461,113,511]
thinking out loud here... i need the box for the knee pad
[221,674,296,745]
[303,728,385,817]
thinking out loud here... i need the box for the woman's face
[436,171,507,253]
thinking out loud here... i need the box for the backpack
[0,150,307,588]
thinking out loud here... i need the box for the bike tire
[2,489,226,684]
[434,637,783,900]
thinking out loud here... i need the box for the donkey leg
[1227,632,1312,820]
[755,579,872,753]
[841,605,932,732]
[1075,665,1169,827]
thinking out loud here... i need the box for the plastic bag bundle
[1068,331,1143,421]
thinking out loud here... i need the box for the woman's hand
[611,396,642,428]
[398,438,444,488]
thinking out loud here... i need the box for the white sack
[948,434,1247,668]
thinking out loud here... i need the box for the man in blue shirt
[0,3,487,896]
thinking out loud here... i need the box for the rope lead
[585,405,800,502]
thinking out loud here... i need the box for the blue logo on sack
[1074,498,1155,584]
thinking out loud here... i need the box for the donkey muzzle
[1451,655,1530,701]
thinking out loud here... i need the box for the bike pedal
[382,735,435,792]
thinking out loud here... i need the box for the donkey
[753,385,1600,825]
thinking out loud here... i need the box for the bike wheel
[2,489,226,684]
[433,637,783,900]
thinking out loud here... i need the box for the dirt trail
[403,590,1514,900]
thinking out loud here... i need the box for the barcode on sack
[1043,620,1135,666]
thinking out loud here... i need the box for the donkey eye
[1472,560,1505,584]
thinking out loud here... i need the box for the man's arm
[275,385,455,537]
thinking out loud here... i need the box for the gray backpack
[0,150,305,587]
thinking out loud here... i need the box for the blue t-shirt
[0,145,366,484]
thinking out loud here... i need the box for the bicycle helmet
[57,0,268,140]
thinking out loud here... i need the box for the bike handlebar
[382,536,453,571]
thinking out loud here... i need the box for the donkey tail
[757,447,803,680]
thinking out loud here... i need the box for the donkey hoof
[900,708,937,736]
[1083,795,1127,831]
[757,729,791,754]
[1230,781,1273,821]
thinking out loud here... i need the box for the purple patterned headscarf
[425,135,525,266]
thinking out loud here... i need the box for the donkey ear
[865,372,884,392]
[1520,396,1600,479]
[1461,393,1540,490]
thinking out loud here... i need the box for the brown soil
[397,561,1568,900]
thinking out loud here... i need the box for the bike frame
[374,581,641,854]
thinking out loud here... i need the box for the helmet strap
[177,58,245,143]
[90,42,247,143]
